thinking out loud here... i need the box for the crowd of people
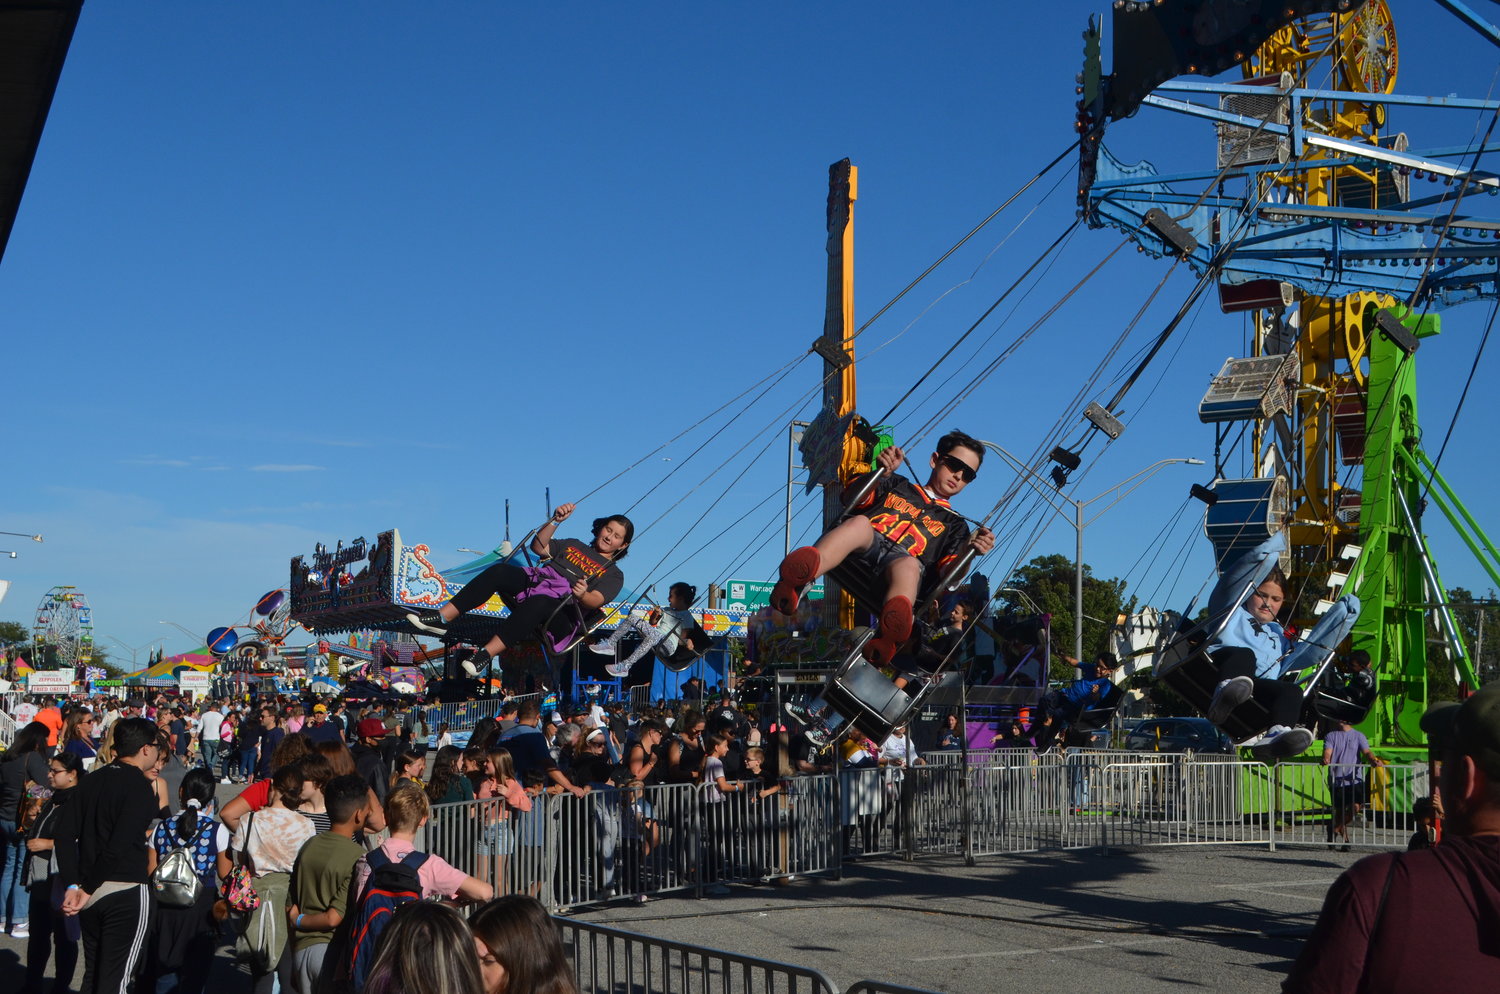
[0,682,940,994]
[0,691,594,994]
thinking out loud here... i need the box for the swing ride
[281,1,1495,771]
[1074,0,1500,757]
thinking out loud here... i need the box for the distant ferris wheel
[32,585,95,668]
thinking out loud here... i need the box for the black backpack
[345,849,428,992]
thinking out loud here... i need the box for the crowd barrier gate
[557,916,943,994]
[424,751,1423,913]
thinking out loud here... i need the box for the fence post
[1268,761,1279,853]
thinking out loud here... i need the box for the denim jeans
[199,739,220,773]
[0,818,29,929]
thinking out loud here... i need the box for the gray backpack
[152,842,203,908]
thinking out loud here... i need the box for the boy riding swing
[775,429,995,740]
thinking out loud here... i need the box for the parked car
[1122,717,1235,754]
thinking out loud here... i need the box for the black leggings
[450,562,575,647]
[1213,647,1304,729]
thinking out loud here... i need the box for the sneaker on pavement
[771,547,820,616]
[1206,676,1254,726]
[11,922,29,939]
[461,651,492,678]
[406,611,449,635]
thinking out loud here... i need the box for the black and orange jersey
[846,474,972,580]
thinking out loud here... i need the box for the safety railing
[0,706,17,748]
[561,917,822,994]
[425,754,1420,913]
[422,692,541,736]
[429,776,840,912]
[557,917,944,994]
[1262,759,1428,850]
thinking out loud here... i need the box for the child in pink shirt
[351,784,492,903]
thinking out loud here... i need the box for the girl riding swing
[407,503,634,678]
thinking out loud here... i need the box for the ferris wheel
[32,585,95,668]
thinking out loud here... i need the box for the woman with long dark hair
[469,895,578,994]
[1,721,51,938]
[146,768,228,994]
[21,750,83,993]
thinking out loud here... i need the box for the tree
[1436,586,1500,690]
[0,620,28,646]
[997,554,1132,682]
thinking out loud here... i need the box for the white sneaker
[606,661,632,677]
[586,641,614,656]
[220,778,232,785]
[1252,725,1313,761]
[10,922,29,939]
[1207,676,1254,726]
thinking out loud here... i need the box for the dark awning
[0,0,84,265]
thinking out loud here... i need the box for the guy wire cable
[575,350,810,506]
[890,212,1085,433]
[845,139,1081,349]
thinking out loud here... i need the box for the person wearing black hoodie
[55,717,162,994]
[1284,684,1500,992]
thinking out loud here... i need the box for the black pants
[79,885,156,994]
[1213,647,1303,729]
[25,879,79,993]
[450,563,574,647]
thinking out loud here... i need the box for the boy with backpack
[286,775,369,994]
[338,785,493,991]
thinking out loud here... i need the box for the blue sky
[3,3,1497,665]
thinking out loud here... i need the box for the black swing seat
[1312,668,1377,725]
[814,544,979,745]
[1072,682,1126,732]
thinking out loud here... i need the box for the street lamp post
[103,635,167,669]
[158,620,203,644]
[983,442,1203,665]
[0,532,43,543]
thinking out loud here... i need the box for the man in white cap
[1283,683,1500,991]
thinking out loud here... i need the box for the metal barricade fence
[432,777,841,912]
[1264,760,1427,849]
[422,693,541,738]
[0,706,17,748]
[558,916,839,994]
[430,756,1420,914]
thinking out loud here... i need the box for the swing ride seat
[1155,531,1364,746]
[1155,531,1287,743]
[1312,668,1377,725]
[816,543,980,745]
[1072,682,1126,732]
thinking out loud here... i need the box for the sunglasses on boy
[936,452,978,483]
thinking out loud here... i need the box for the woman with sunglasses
[771,428,996,665]
[59,711,98,769]
[21,751,84,994]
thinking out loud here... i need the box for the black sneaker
[462,650,491,678]
[406,611,449,635]
[783,701,821,726]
